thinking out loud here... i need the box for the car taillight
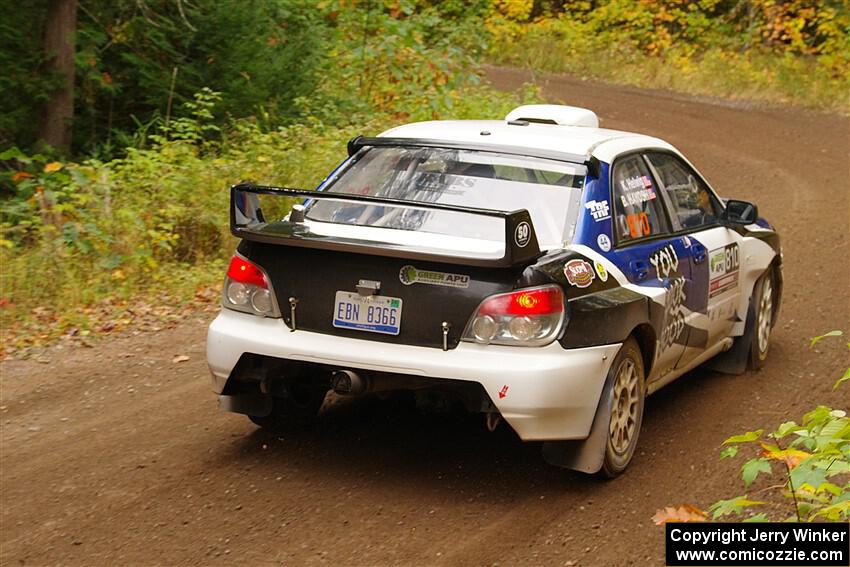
[222,254,280,317]
[462,285,566,347]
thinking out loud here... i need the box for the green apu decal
[399,265,470,288]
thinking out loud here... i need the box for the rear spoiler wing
[230,183,541,268]
[346,136,599,178]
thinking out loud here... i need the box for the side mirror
[722,199,758,225]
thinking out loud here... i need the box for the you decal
[649,244,686,352]
[649,244,679,279]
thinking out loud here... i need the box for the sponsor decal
[595,261,608,282]
[498,385,509,399]
[625,211,652,238]
[650,244,680,280]
[564,259,595,288]
[649,244,686,352]
[708,244,740,298]
[584,199,611,222]
[619,175,657,207]
[514,221,531,248]
[399,265,469,288]
[597,233,611,252]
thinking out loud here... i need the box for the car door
[645,151,743,368]
[606,153,693,382]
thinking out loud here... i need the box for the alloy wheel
[609,358,640,455]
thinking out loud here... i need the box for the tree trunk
[39,0,77,152]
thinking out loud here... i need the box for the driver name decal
[619,175,657,206]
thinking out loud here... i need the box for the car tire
[748,269,775,370]
[601,336,646,478]
[249,385,328,431]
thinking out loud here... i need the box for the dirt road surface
[2,68,848,566]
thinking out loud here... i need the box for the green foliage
[0,0,53,149]
[709,495,767,519]
[809,331,850,390]
[707,334,850,522]
[810,330,844,347]
[657,334,850,523]
[297,1,496,127]
[724,414,850,521]
[2,0,332,155]
[8,0,846,154]
[1,0,508,156]
[741,458,773,488]
[724,429,764,444]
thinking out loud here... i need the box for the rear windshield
[305,146,585,249]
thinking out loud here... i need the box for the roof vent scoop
[505,104,599,128]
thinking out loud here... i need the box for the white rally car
[207,105,781,476]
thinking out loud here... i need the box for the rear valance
[230,183,541,268]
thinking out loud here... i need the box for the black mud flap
[219,393,272,417]
[704,297,756,375]
[541,376,613,474]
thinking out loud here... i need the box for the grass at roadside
[488,37,849,113]
[485,2,849,114]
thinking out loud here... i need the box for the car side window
[611,155,669,244]
[646,152,721,230]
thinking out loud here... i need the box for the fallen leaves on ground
[1,285,220,360]
[652,504,707,525]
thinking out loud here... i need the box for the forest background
[1,0,848,352]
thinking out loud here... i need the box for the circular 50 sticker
[514,222,531,248]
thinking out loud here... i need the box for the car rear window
[305,146,586,249]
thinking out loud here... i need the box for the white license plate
[332,291,403,335]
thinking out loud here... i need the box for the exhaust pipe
[331,370,368,395]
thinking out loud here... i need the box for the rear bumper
[207,309,620,441]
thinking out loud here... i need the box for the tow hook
[288,296,299,331]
